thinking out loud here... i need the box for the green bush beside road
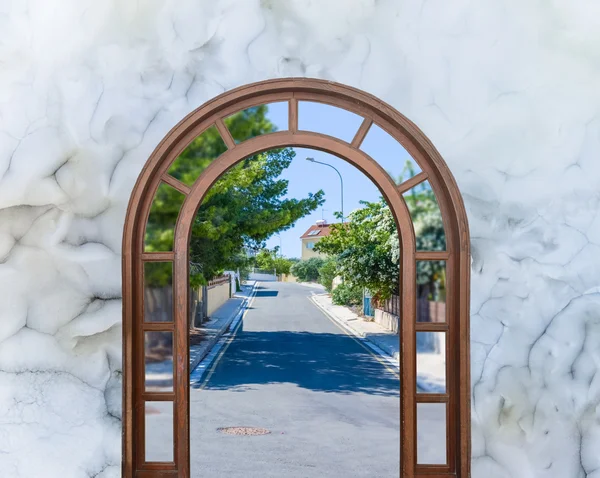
[290,257,325,282]
[332,282,363,307]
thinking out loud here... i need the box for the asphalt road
[189,281,401,477]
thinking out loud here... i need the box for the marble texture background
[1,0,600,477]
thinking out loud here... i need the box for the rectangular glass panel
[224,102,287,144]
[144,262,173,322]
[144,182,186,251]
[298,101,364,142]
[403,180,446,251]
[417,332,446,393]
[145,331,173,392]
[416,260,446,322]
[417,403,447,465]
[360,123,422,184]
[145,401,174,462]
[167,125,227,187]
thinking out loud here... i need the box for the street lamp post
[305,157,344,223]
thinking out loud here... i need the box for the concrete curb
[189,282,258,374]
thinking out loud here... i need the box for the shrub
[318,258,338,292]
[332,282,363,307]
[290,257,325,282]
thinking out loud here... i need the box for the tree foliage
[314,160,446,302]
[399,163,446,300]
[255,248,294,275]
[144,105,324,286]
[290,257,325,282]
[331,282,363,307]
[189,148,324,283]
[318,257,338,292]
[314,201,399,301]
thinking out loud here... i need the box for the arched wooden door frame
[122,78,471,477]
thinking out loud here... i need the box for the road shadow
[254,290,279,297]
[193,322,400,397]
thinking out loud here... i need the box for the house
[300,219,333,260]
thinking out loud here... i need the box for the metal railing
[251,267,277,275]
[208,274,231,288]
[378,294,401,317]
[375,294,446,323]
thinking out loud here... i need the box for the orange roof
[300,223,333,239]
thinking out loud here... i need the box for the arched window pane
[144,262,173,322]
[145,401,174,462]
[167,125,227,187]
[403,180,446,251]
[360,123,422,184]
[417,403,447,465]
[144,182,186,252]
[224,102,288,144]
[145,331,173,392]
[298,101,364,142]
[416,260,446,323]
[417,332,446,394]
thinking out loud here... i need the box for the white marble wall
[1,1,599,477]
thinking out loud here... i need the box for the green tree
[255,248,276,271]
[314,158,446,303]
[314,201,399,301]
[255,248,294,275]
[144,105,325,285]
[273,257,293,276]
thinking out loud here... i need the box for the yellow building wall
[301,237,328,261]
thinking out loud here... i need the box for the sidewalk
[311,293,400,361]
[310,293,445,393]
[189,280,256,373]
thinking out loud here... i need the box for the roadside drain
[217,426,271,436]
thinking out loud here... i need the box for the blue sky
[262,101,420,259]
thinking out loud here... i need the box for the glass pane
[417,403,447,465]
[403,180,446,251]
[298,101,364,142]
[145,401,174,462]
[144,262,173,322]
[224,102,287,144]
[144,182,186,252]
[416,260,446,322]
[167,125,227,187]
[145,331,173,392]
[360,123,422,184]
[417,332,446,393]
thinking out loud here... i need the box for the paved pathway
[189,281,255,372]
[189,281,401,477]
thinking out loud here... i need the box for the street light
[305,157,344,223]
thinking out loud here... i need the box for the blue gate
[363,288,374,317]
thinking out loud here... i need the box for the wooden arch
[122,78,471,477]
